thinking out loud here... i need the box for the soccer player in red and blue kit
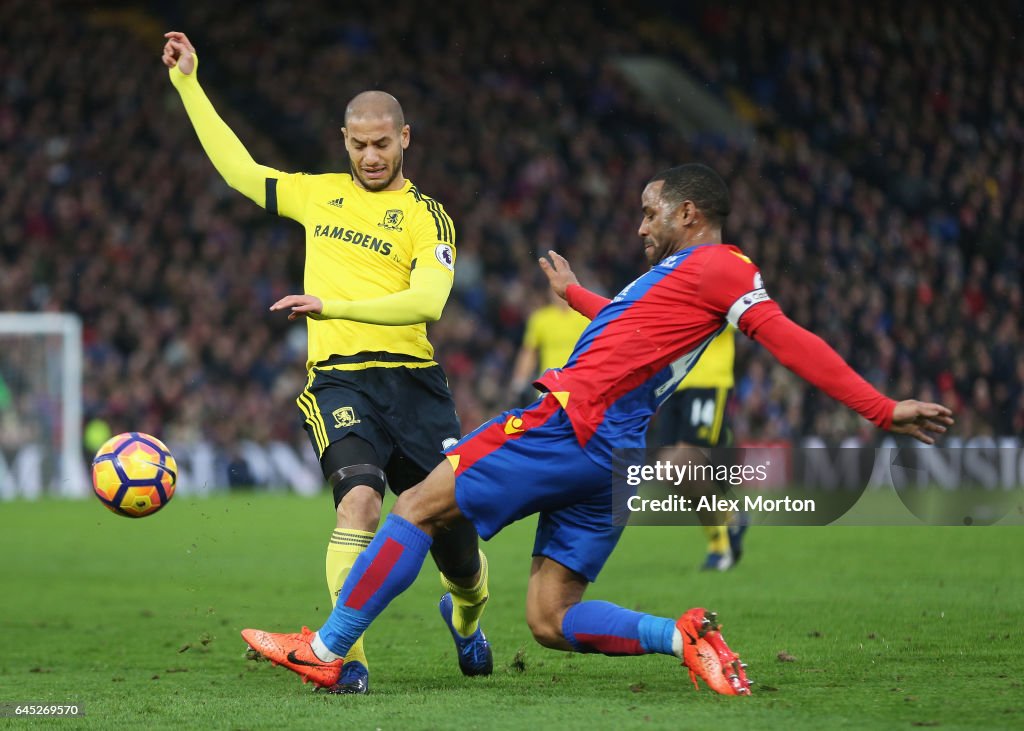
[243,164,954,696]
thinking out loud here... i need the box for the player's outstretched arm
[269,294,324,322]
[539,250,609,320]
[748,310,953,443]
[270,268,452,325]
[888,400,954,445]
[162,31,281,208]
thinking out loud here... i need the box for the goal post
[0,313,87,499]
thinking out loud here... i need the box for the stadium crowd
[1,0,1020,472]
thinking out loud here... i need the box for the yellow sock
[440,550,489,637]
[327,528,374,667]
[704,521,730,555]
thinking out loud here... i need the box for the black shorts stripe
[298,390,328,454]
[307,392,330,452]
[265,178,279,215]
[295,395,322,454]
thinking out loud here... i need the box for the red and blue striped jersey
[535,243,776,466]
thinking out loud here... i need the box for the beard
[351,149,403,191]
[642,238,662,265]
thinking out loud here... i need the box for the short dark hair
[649,164,731,226]
[344,90,406,129]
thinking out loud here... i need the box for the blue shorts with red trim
[447,394,623,582]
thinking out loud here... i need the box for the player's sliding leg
[432,520,492,675]
[313,512,433,662]
[242,461,463,688]
[527,557,673,656]
[564,601,750,694]
[242,512,428,688]
[526,556,751,695]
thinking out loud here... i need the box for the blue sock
[318,514,432,655]
[562,601,676,656]
[637,614,677,656]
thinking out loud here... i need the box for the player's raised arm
[539,250,609,320]
[163,31,284,209]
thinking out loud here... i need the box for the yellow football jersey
[268,173,455,367]
[168,64,455,370]
[679,326,735,389]
[523,304,590,373]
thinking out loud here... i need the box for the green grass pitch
[1,493,1022,730]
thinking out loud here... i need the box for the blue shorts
[448,394,623,582]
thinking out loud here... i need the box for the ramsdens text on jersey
[313,224,393,256]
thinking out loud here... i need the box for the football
[91,432,178,518]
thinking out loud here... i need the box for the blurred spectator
[1,0,1018,457]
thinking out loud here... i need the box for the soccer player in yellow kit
[650,327,748,571]
[163,31,491,693]
[510,292,589,402]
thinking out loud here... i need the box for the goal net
[0,313,87,499]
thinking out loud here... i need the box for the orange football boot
[241,626,343,688]
[676,608,752,695]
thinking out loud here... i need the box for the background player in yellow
[163,31,492,693]
[509,291,590,403]
[649,327,748,571]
